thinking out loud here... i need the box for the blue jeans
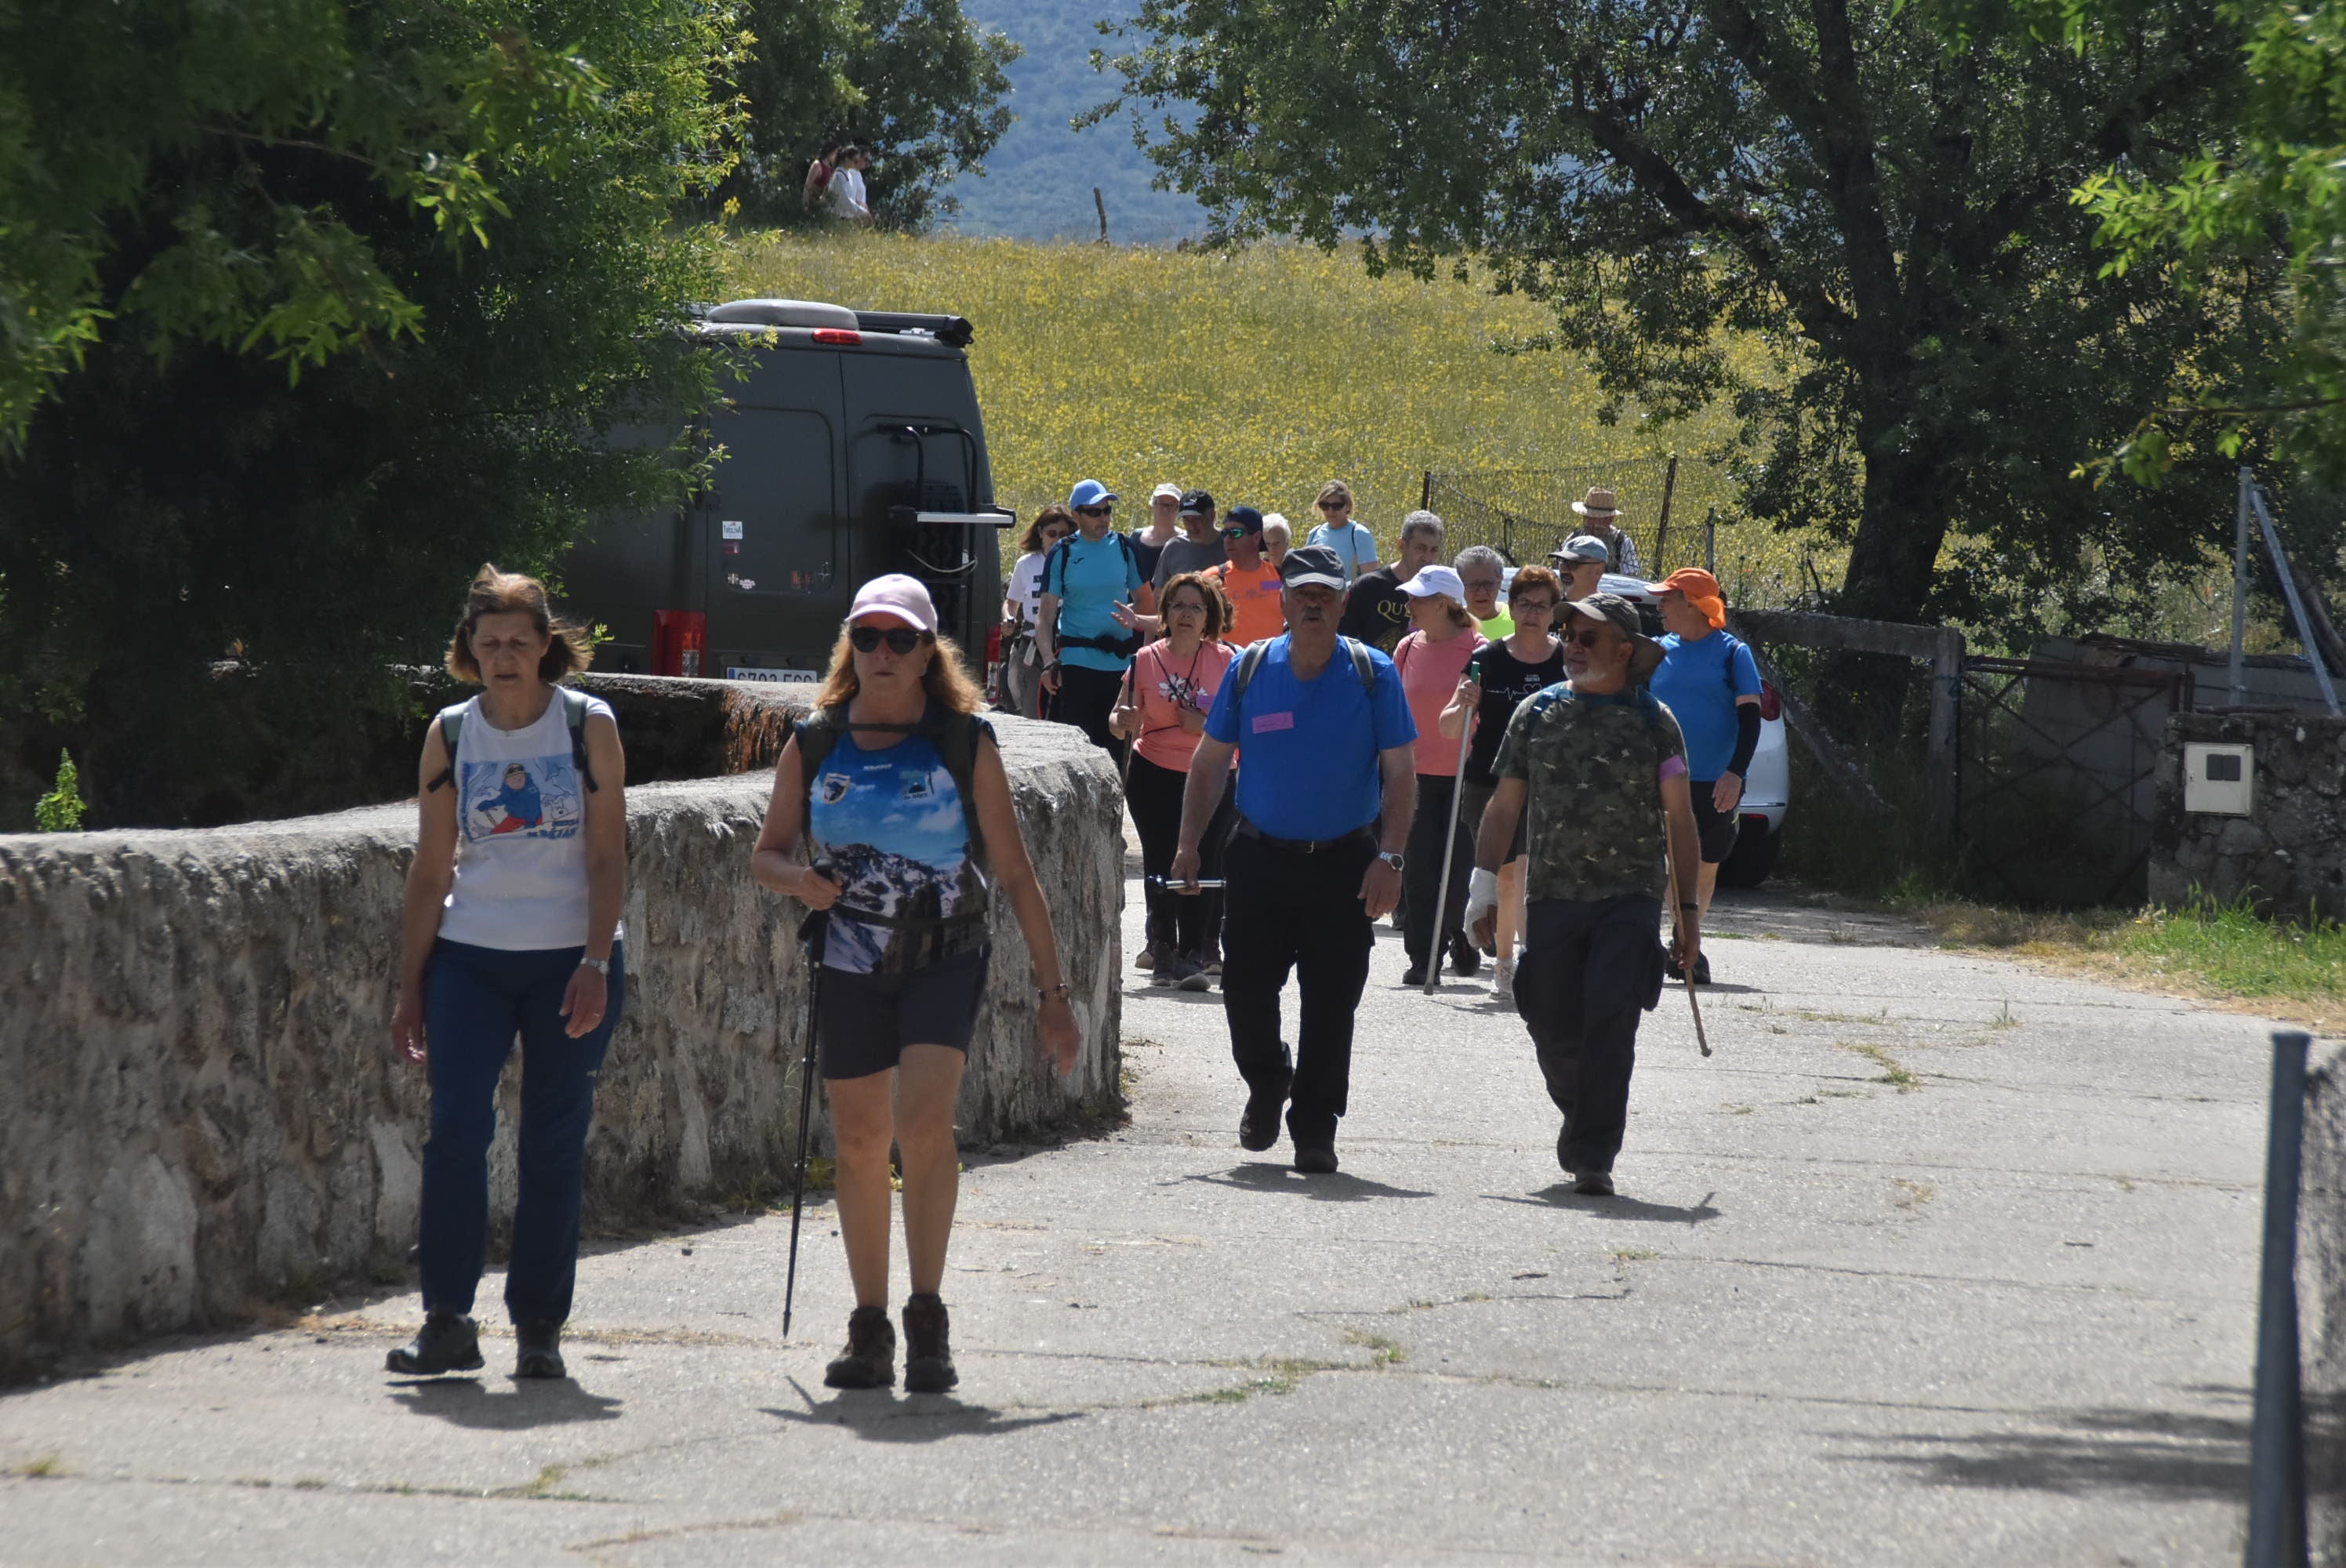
[419,938,624,1325]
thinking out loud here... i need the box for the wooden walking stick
[1661,831,1712,1058]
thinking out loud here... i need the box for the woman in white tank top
[385,567,628,1381]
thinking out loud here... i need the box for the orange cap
[1647,568,1727,628]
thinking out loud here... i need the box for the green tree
[1092,0,2269,635]
[0,1,743,826]
[730,0,1020,228]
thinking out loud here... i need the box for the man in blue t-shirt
[1644,568,1762,982]
[1168,544,1417,1174]
[1038,477,1157,756]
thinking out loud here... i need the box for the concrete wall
[2303,1042,2346,1563]
[2149,712,2346,921]
[0,683,1123,1372]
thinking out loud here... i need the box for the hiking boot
[514,1319,566,1380]
[1450,935,1481,978]
[1149,950,1183,988]
[1401,964,1428,987]
[1293,1145,1339,1175]
[1492,956,1516,1000]
[823,1305,897,1389]
[901,1294,958,1394]
[385,1311,483,1377]
[1573,1171,1616,1197]
[1173,953,1214,992]
[1239,1069,1291,1152]
[1135,940,1164,973]
[1201,947,1223,977]
[1690,952,1712,985]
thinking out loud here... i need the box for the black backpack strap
[560,687,598,793]
[423,703,467,793]
[1228,641,1273,719]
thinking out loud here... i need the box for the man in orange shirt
[1208,506,1287,647]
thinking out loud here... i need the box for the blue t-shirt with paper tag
[1041,532,1144,673]
[1203,635,1416,840]
[1649,630,1762,779]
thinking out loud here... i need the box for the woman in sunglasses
[751,575,1082,1392]
[1000,506,1076,719]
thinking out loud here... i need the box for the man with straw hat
[1571,487,1641,575]
[1463,592,1700,1196]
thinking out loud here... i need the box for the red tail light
[812,328,862,346]
[1757,681,1781,721]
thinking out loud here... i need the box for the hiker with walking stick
[1463,592,1700,1197]
[1391,564,1485,987]
[750,575,1080,1393]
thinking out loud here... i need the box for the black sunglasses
[1566,628,1614,649]
[1077,504,1113,517]
[848,626,928,655]
[1316,499,1349,511]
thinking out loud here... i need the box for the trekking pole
[1422,711,1476,996]
[1147,876,1228,889]
[780,858,835,1339]
[1117,658,1138,795]
[1661,833,1713,1058]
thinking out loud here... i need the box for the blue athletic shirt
[1648,630,1762,779]
[1041,532,1145,673]
[806,730,990,975]
[1203,635,1415,840]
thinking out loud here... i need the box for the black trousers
[1128,753,1233,956]
[1222,830,1377,1149]
[1402,773,1474,969]
[1051,662,1129,762]
[1513,895,1665,1174]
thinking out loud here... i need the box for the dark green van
[558,298,1012,685]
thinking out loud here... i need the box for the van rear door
[703,354,846,680]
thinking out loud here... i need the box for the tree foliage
[1093,0,2269,635]
[0,0,743,826]
[729,0,1019,228]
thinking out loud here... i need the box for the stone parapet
[0,684,1122,1373]
[2149,711,2346,921]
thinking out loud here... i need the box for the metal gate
[1956,656,2194,906]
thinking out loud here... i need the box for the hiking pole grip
[781,857,834,1339]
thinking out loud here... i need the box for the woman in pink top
[1391,565,1486,985]
[1110,572,1238,989]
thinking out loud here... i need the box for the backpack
[795,699,993,929]
[1226,636,1376,717]
[1044,529,1145,659]
[425,688,599,797]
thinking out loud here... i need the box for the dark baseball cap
[1222,505,1264,533]
[1560,592,1664,681]
[1178,489,1215,518]
[1279,544,1349,593]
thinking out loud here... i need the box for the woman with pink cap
[751,574,1081,1393]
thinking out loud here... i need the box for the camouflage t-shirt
[1493,683,1687,904]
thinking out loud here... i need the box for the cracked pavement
[0,878,2277,1564]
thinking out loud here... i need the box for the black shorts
[817,945,991,1080]
[1458,778,1529,863]
[1689,784,1741,865]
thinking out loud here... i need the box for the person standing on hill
[1207,506,1287,648]
[1644,567,1762,982]
[827,145,874,224]
[1112,572,1238,990]
[1465,592,1698,1197]
[1169,544,1416,1175]
[1038,479,1155,757]
[1391,565,1486,985]
[802,143,841,212]
[1129,483,1184,584]
[1307,481,1378,582]
[1338,510,1445,654]
[1571,488,1640,575]
[1439,564,1565,1001]
[1454,545,1514,641]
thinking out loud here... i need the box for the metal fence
[1422,454,1756,588]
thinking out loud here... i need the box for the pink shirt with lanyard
[1128,638,1237,773]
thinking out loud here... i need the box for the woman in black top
[1438,564,1565,1000]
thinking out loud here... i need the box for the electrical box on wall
[2183,742,2256,815]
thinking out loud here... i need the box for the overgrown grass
[723,230,1807,587]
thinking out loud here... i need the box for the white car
[1498,569,1790,887]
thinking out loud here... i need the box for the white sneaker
[1492,956,1515,1000]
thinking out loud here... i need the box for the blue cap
[1222,505,1265,532]
[1068,479,1119,510]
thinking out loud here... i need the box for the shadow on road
[1483,1186,1722,1225]
[388,1376,623,1429]
[764,1378,1083,1443]
[1183,1163,1436,1202]
[1831,1396,2254,1499]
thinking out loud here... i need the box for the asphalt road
[0,879,2273,1565]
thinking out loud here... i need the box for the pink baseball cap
[845,573,938,632]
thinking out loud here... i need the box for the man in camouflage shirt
[1464,593,1702,1196]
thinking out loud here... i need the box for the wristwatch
[1378,851,1406,873]
[578,956,610,975]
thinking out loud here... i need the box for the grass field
[724,230,1803,590]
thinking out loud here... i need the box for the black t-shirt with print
[1338,566,1412,653]
[1463,638,1567,786]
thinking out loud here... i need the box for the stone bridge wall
[0,680,1124,1373]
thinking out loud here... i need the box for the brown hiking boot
[901,1293,958,1393]
[823,1305,896,1389]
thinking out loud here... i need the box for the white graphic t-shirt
[438,690,621,952]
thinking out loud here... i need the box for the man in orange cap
[1644,568,1761,983]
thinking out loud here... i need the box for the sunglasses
[848,626,928,655]
[1316,499,1349,511]
[1567,628,1615,650]
[1077,505,1113,517]
[1221,524,1259,539]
